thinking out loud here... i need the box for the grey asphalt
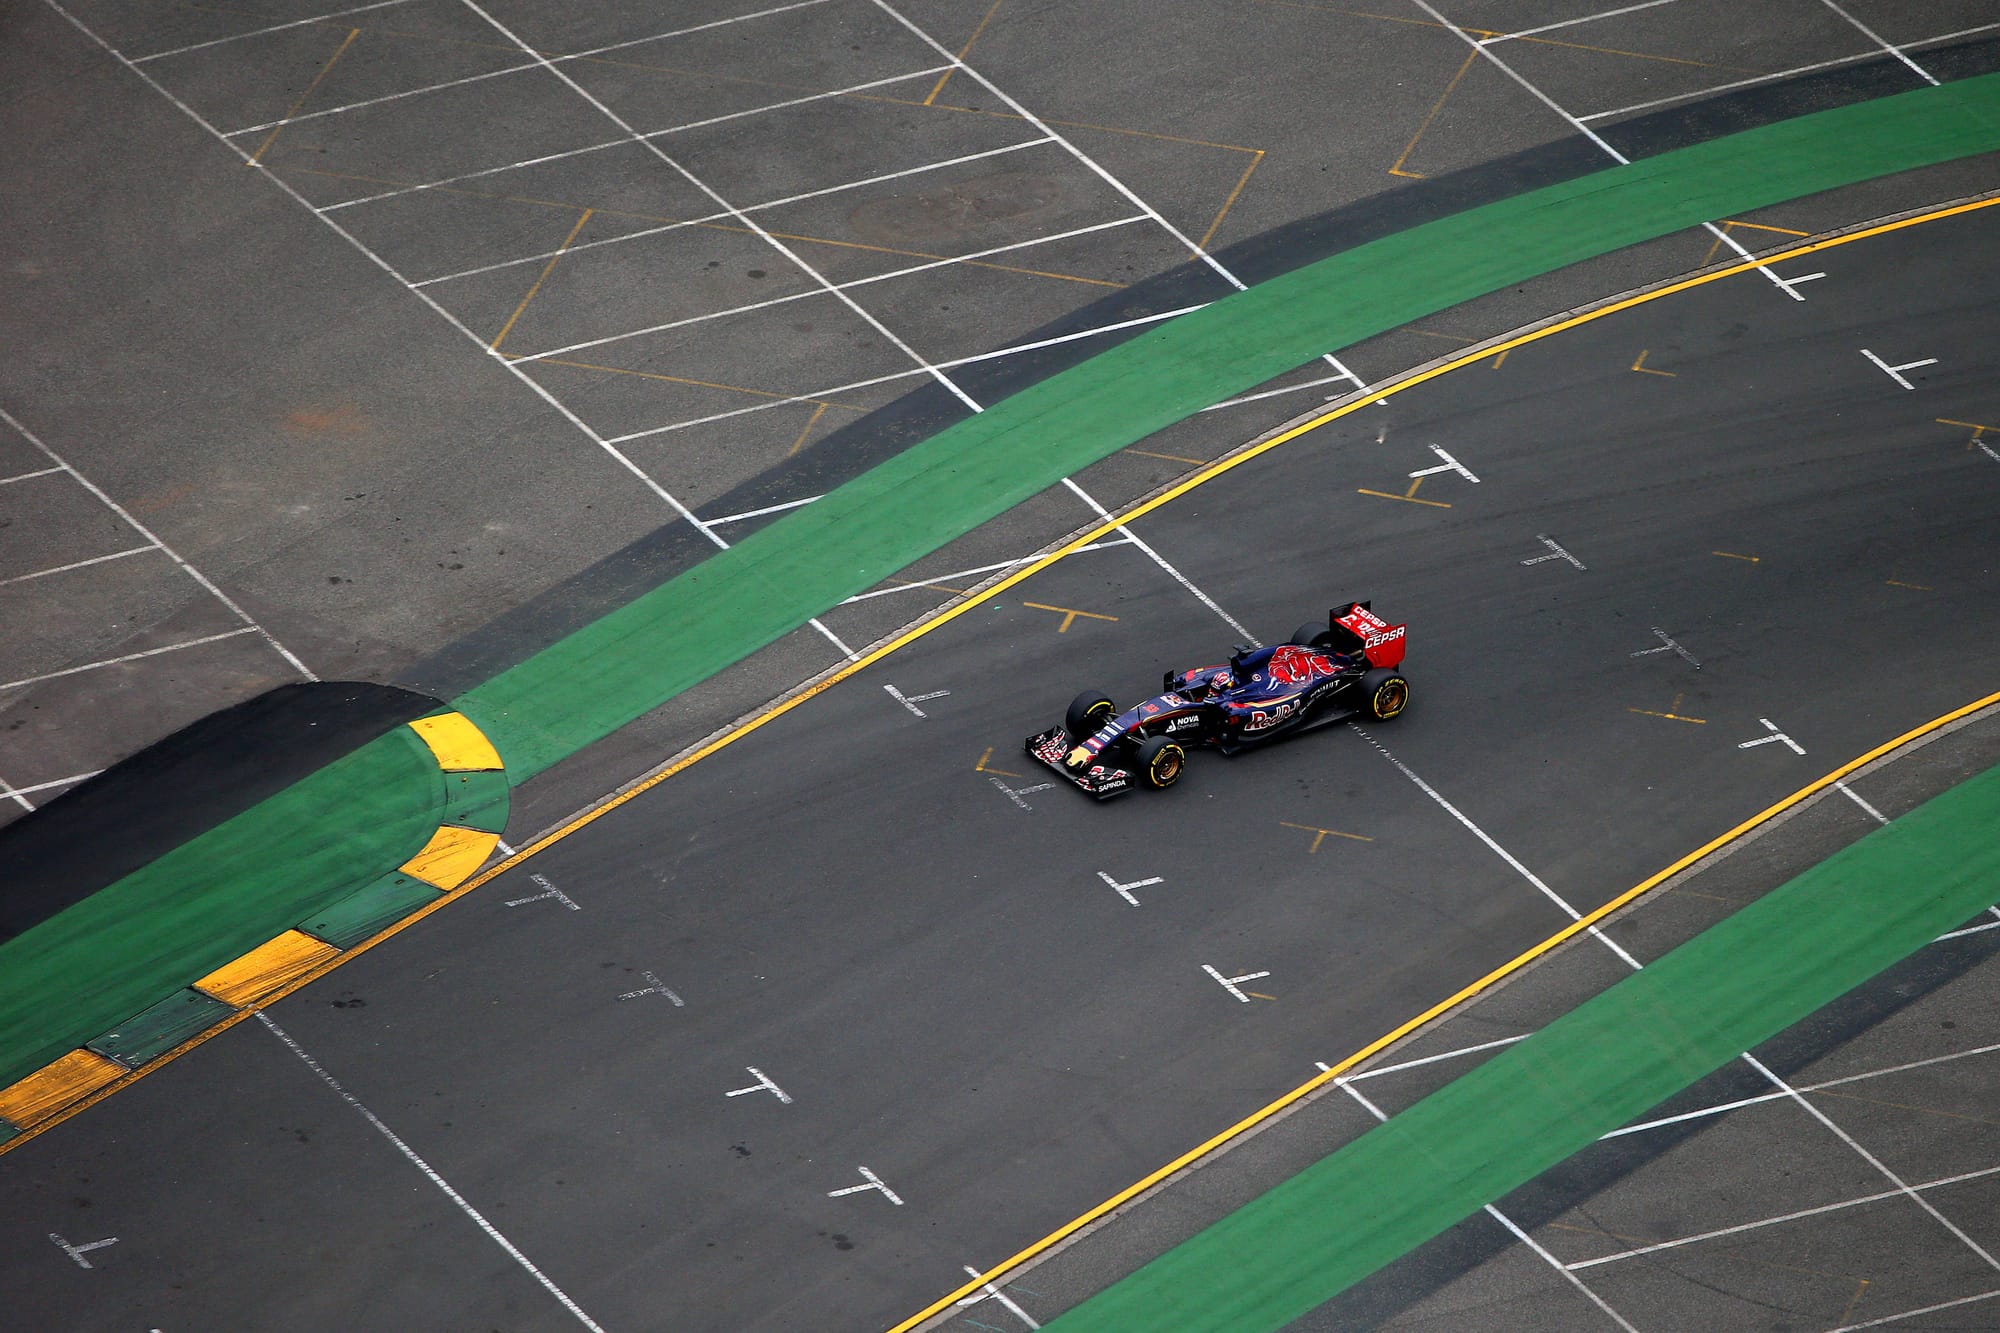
[7,0,2000,838]
[4,172,1996,1333]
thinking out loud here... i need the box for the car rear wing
[1326,600,1406,669]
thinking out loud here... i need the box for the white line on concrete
[725,1066,792,1104]
[256,1011,608,1332]
[0,406,316,679]
[511,215,1145,362]
[828,1165,903,1204]
[1580,23,2000,121]
[0,627,260,694]
[0,465,64,486]
[0,544,159,588]
[1860,347,1939,390]
[0,775,36,813]
[1346,1033,1531,1081]
[1816,0,1940,86]
[867,0,1369,392]
[1200,371,1358,413]
[1059,478,1257,642]
[1202,964,1271,1003]
[454,0,981,413]
[47,1233,119,1268]
[836,538,1134,604]
[4,770,101,796]
[1746,1052,2000,1271]
[326,64,951,215]
[1349,724,1644,965]
[131,0,416,62]
[1829,1287,2000,1331]
[601,306,1205,444]
[222,0,858,134]
[957,1263,1042,1328]
[1338,1079,1639,1331]
[1834,779,1890,824]
[1481,0,1680,44]
[404,134,1048,282]
[709,495,823,526]
[1411,0,1813,300]
[1097,870,1164,907]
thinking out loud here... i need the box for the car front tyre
[1136,735,1186,789]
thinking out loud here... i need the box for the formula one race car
[1025,601,1410,799]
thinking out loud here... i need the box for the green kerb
[1045,763,2000,1331]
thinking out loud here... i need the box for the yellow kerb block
[399,824,501,889]
[0,1049,127,1128]
[194,930,338,1007]
[408,713,503,772]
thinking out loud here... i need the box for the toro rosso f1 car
[1025,601,1410,799]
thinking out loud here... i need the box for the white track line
[1339,1079,1639,1331]
[868,0,1368,393]
[257,1012,607,1332]
[2,769,102,798]
[0,628,260,693]
[408,133,1045,284]
[1347,1033,1531,1081]
[0,545,158,588]
[325,65,951,214]
[1830,1288,2000,1332]
[1571,1161,2000,1270]
[222,0,851,134]
[1581,23,2000,121]
[0,406,315,680]
[600,304,1207,445]
[1835,778,1891,824]
[454,0,980,414]
[0,775,33,813]
[131,0,416,63]
[1481,0,1680,45]
[513,215,1143,361]
[1816,0,1940,86]
[836,538,1134,604]
[0,465,64,486]
[1059,478,1255,641]
[1411,0,1812,301]
[43,1,867,671]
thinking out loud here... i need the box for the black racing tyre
[1135,735,1185,789]
[1289,622,1334,649]
[1065,690,1116,741]
[1360,668,1410,721]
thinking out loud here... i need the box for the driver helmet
[1209,670,1234,692]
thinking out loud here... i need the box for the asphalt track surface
[6,189,1996,1331]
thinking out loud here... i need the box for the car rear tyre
[1065,690,1116,741]
[1360,668,1409,721]
[1289,622,1334,649]
[1135,735,1185,789]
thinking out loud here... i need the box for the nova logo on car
[1166,715,1201,733]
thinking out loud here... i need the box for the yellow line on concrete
[490,208,593,353]
[925,0,1005,106]
[1391,49,1478,179]
[249,27,360,165]
[1200,149,1267,248]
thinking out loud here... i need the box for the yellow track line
[7,195,1996,1171]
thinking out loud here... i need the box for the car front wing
[1025,726,1138,800]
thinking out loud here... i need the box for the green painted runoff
[1044,763,2000,1331]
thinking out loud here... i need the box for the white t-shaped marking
[1097,870,1163,906]
[616,971,683,1004]
[1409,443,1480,482]
[1521,534,1586,570]
[1860,347,1939,390]
[1203,964,1271,1002]
[725,1067,791,1104]
[827,1166,903,1204]
[49,1234,118,1269]
[1737,717,1806,755]
[504,874,580,910]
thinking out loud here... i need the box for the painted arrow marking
[827,1166,903,1205]
[616,971,683,1004]
[49,1234,118,1269]
[725,1067,791,1105]
[1737,717,1805,755]
[1521,534,1586,570]
[1861,347,1938,390]
[884,684,950,718]
[1097,870,1163,906]
[1203,964,1271,1003]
